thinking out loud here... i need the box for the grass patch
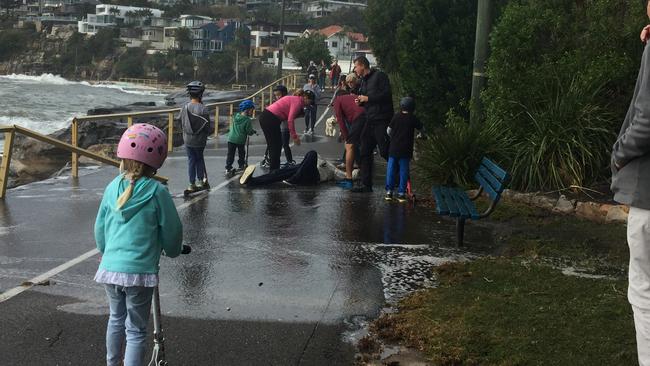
[373,258,636,365]
[475,198,629,271]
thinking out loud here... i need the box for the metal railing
[0,73,303,199]
[0,125,169,199]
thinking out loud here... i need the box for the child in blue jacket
[94,123,183,366]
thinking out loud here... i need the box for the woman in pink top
[260,90,315,170]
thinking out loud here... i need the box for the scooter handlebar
[181,245,192,255]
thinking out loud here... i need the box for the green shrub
[485,0,645,191]
[115,48,146,78]
[503,77,617,191]
[414,109,510,187]
[0,29,33,61]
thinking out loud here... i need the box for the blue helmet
[239,99,255,112]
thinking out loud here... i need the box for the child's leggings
[104,284,153,366]
[386,156,410,194]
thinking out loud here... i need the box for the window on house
[193,40,203,49]
[332,41,338,48]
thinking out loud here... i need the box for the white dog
[325,116,338,137]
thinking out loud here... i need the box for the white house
[305,25,368,60]
[302,0,367,18]
[78,4,164,34]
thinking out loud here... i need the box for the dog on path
[325,116,338,137]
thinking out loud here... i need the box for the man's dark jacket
[358,68,394,124]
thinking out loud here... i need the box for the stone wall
[498,189,628,224]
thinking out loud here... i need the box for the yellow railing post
[269,87,273,105]
[229,104,234,118]
[167,112,174,153]
[252,98,256,118]
[127,116,133,128]
[0,129,15,199]
[214,106,220,138]
[71,118,79,178]
[261,92,265,111]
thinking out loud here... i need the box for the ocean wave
[0,73,79,85]
[0,73,168,96]
[0,115,74,135]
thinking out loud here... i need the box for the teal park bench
[432,157,510,246]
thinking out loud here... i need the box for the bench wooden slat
[456,188,481,220]
[441,186,460,217]
[478,165,505,193]
[481,157,509,181]
[474,171,500,201]
[449,190,471,219]
[432,186,449,215]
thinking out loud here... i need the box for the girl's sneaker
[187,183,198,192]
[384,191,393,201]
[396,193,408,203]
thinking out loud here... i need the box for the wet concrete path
[0,99,481,365]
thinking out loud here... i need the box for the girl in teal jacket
[94,123,182,366]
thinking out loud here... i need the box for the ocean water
[0,74,167,136]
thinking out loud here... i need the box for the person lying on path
[239,150,358,187]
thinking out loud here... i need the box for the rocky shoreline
[4,88,251,188]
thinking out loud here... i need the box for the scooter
[148,244,192,366]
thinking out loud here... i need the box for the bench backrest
[474,157,510,202]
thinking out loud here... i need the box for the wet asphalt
[0,101,490,365]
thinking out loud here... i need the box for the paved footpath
[0,98,474,365]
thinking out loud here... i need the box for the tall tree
[175,27,192,51]
[285,34,331,70]
[364,0,404,72]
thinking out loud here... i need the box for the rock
[531,195,556,210]
[553,195,575,214]
[575,202,606,221]
[79,144,117,165]
[606,205,629,223]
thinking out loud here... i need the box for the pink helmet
[117,123,168,169]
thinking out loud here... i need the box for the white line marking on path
[0,173,241,304]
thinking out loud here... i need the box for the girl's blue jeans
[104,284,154,366]
[386,156,410,194]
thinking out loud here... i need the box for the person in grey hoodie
[181,81,211,192]
[612,4,650,364]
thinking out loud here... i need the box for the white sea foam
[0,115,75,135]
[0,73,167,96]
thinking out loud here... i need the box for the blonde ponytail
[116,159,156,209]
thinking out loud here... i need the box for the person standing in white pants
[612,4,650,363]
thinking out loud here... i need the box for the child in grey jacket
[182,81,211,192]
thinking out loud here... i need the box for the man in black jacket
[352,55,394,192]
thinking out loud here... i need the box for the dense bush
[0,29,35,61]
[395,0,477,126]
[485,0,646,190]
[415,108,510,187]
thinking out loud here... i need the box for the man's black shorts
[345,116,366,145]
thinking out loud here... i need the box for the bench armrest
[479,199,499,219]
